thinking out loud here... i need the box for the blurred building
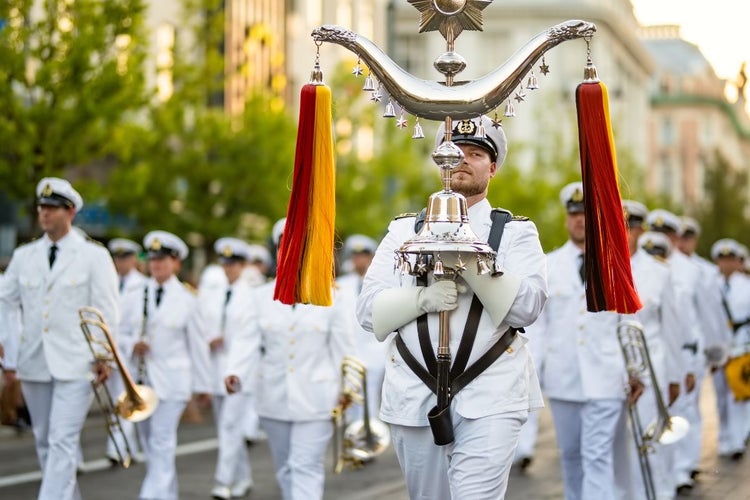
[640,24,750,211]
[388,0,655,170]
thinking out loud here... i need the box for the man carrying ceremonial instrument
[357,116,548,499]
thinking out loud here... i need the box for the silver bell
[526,71,539,90]
[503,100,515,118]
[433,257,445,276]
[412,120,425,139]
[383,100,396,118]
[362,75,375,92]
[476,256,492,275]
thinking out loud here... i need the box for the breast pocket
[58,273,90,308]
[19,276,43,302]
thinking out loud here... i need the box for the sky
[631,0,749,85]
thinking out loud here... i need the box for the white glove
[371,281,458,341]
[418,280,458,313]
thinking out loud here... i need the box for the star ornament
[396,114,409,129]
[408,0,493,40]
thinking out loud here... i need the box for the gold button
[289,354,295,360]
[391,355,395,362]
[45,299,50,305]
[506,347,514,354]
[578,339,584,345]
[44,312,48,318]
[43,328,49,333]
[289,367,294,373]
[289,339,295,345]
[290,326,295,332]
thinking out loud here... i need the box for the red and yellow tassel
[576,72,642,314]
[274,81,336,306]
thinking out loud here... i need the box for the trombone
[617,320,689,500]
[331,356,391,473]
[79,307,159,468]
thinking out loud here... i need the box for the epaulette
[182,282,198,296]
[511,215,530,221]
[394,212,418,220]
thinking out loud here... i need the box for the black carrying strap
[395,327,518,397]
[400,206,517,398]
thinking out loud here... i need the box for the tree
[695,150,750,255]
[0,0,148,225]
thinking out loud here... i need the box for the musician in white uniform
[0,177,119,500]
[121,230,212,500]
[357,118,547,499]
[203,237,256,500]
[104,238,146,465]
[645,209,722,492]
[711,239,750,461]
[614,204,689,500]
[336,234,389,427]
[538,182,637,500]
[226,218,354,500]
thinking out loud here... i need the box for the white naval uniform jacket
[120,275,212,401]
[115,269,145,371]
[540,240,627,402]
[0,231,119,381]
[626,249,686,388]
[247,281,354,422]
[199,280,259,395]
[667,251,705,375]
[357,199,548,426]
[724,272,750,356]
[689,254,733,354]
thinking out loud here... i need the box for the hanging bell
[400,257,412,275]
[383,100,396,118]
[503,100,516,118]
[412,119,425,139]
[476,255,492,275]
[362,75,375,92]
[526,71,539,90]
[433,257,445,276]
[473,119,487,139]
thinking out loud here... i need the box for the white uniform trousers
[21,379,93,500]
[137,399,187,500]
[212,393,253,489]
[104,369,138,462]
[548,398,625,500]
[390,407,527,500]
[613,385,677,500]
[514,408,539,462]
[712,368,749,455]
[242,394,262,440]
[260,417,333,500]
[671,371,705,484]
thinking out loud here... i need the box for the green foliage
[694,150,750,254]
[0,0,148,208]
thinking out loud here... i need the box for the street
[1,378,749,499]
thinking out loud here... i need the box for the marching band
[0,161,749,500]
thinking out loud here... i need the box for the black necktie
[119,278,125,293]
[578,253,585,284]
[155,286,164,307]
[48,244,58,268]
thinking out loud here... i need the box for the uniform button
[43,328,49,333]
[578,325,584,330]
[45,299,50,305]
[289,339,295,345]
[289,367,294,373]
[391,355,395,362]
[289,354,295,360]
[578,339,584,345]
[290,326,295,332]
[43,312,49,318]
[506,347,514,354]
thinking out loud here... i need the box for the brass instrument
[617,320,689,499]
[331,356,390,473]
[79,307,159,467]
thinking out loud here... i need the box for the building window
[660,117,674,146]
